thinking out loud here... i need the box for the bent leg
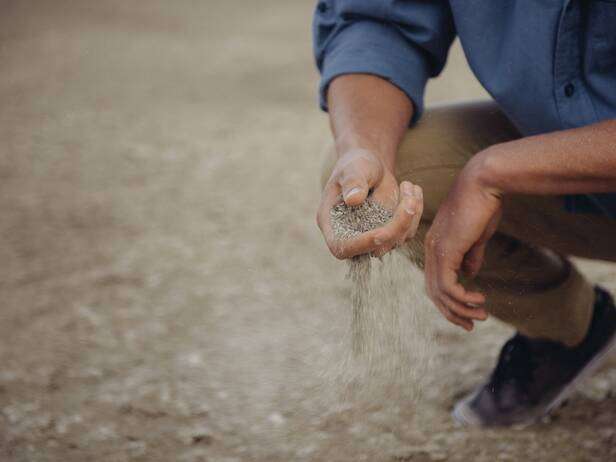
[321,100,616,346]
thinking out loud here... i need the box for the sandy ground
[1,1,615,461]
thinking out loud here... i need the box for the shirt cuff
[318,20,431,124]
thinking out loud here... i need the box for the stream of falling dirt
[327,200,435,402]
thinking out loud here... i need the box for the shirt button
[564,83,575,98]
[317,2,328,13]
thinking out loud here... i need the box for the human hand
[317,148,423,259]
[424,158,503,330]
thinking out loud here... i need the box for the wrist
[336,145,395,175]
[463,146,506,198]
[335,133,397,172]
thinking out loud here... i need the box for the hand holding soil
[317,148,423,259]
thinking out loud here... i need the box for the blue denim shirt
[313,0,616,218]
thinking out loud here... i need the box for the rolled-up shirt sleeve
[313,0,455,123]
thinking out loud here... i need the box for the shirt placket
[553,0,598,129]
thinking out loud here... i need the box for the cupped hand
[317,148,423,259]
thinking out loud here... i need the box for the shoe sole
[452,330,616,427]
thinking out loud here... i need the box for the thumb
[464,207,501,277]
[462,242,486,278]
[339,172,370,206]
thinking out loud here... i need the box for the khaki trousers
[322,101,616,346]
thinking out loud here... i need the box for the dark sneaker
[453,286,616,427]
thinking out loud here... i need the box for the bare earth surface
[1,1,615,461]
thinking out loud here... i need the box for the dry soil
[1,1,615,461]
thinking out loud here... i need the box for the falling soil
[329,200,435,402]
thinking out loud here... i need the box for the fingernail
[344,187,362,200]
[402,183,413,195]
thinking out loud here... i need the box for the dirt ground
[1,1,615,461]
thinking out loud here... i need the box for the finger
[384,183,417,243]
[440,292,488,321]
[445,280,486,307]
[371,243,394,258]
[327,226,393,259]
[437,264,486,307]
[428,254,478,330]
[446,310,474,331]
[462,241,487,278]
[317,183,346,258]
[339,169,370,206]
[403,184,424,241]
[424,235,458,327]
[364,184,417,249]
[436,303,474,331]
[330,192,418,259]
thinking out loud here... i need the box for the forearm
[473,119,616,196]
[327,74,413,172]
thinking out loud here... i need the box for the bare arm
[328,74,413,173]
[317,75,425,259]
[425,120,616,331]
[471,119,616,196]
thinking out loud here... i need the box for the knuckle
[337,169,352,185]
[400,218,412,233]
[440,296,453,310]
[441,286,454,298]
[381,230,395,242]
[402,201,415,219]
